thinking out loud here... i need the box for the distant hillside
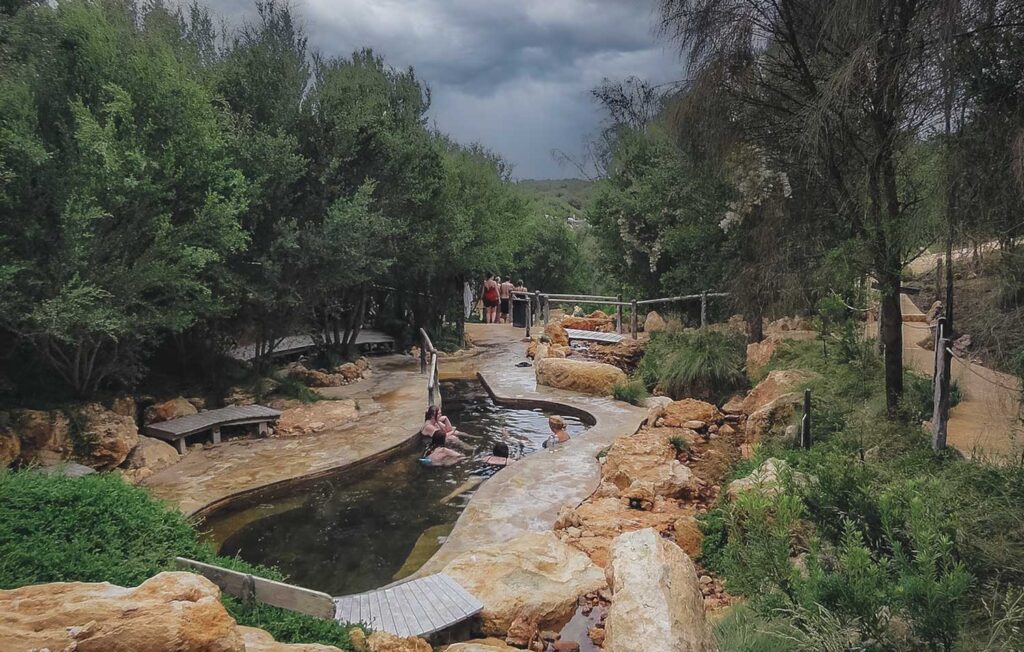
[516,178,596,220]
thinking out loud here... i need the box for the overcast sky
[207,0,682,179]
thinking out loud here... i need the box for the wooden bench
[333,573,483,638]
[145,405,282,454]
[229,330,396,362]
[565,328,624,344]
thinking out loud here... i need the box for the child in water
[420,431,465,467]
[543,415,571,449]
[439,442,515,504]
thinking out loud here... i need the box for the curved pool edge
[414,328,649,577]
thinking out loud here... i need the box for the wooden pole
[932,336,951,451]
[800,389,812,449]
[631,299,638,340]
[616,294,623,335]
[935,257,944,305]
[700,291,708,328]
[525,296,532,338]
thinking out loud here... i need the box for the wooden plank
[229,330,396,361]
[383,587,412,637]
[403,577,444,634]
[333,598,349,624]
[146,405,282,439]
[435,573,483,615]
[359,593,375,629]
[373,588,398,637]
[175,558,249,597]
[252,576,335,620]
[394,584,431,637]
[421,574,470,619]
[564,328,623,344]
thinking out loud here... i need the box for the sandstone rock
[673,515,704,557]
[544,322,570,347]
[567,496,694,568]
[505,613,539,647]
[718,424,736,437]
[527,339,540,359]
[742,370,820,415]
[561,314,614,333]
[240,626,342,651]
[720,395,745,415]
[75,403,140,470]
[444,639,519,651]
[355,357,371,372]
[588,626,606,646]
[442,531,606,636]
[365,631,431,652]
[276,400,360,436]
[12,408,71,465]
[535,358,627,396]
[644,396,673,427]
[746,331,818,377]
[622,481,656,510]
[286,362,345,388]
[681,420,707,431]
[553,641,580,652]
[745,392,801,441]
[0,428,20,467]
[145,397,199,425]
[603,429,698,498]
[225,386,257,406]
[662,399,722,428]
[335,363,362,381]
[108,396,137,419]
[125,435,180,472]
[0,571,245,651]
[594,481,621,498]
[726,458,805,500]
[925,301,944,324]
[604,529,715,652]
[644,311,668,333]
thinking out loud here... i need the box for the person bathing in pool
[439,442,514,504]
[421,405,476,448]
[421,431,465,467]
[543,415,571,449]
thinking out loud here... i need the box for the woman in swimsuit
[421,406,474,448]
[421,431,465,467]
[481,273,500,324]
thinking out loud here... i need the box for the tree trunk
[879,285,904,418]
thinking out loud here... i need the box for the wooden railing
[534,290,730,339]
[419,328,439,408]
[175,557,335,619]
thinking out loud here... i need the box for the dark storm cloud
[206,0,681,178]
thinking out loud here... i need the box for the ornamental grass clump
[612,378,648,405]
[637,328,746,401]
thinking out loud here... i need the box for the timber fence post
[616,295,623,335]
[800,389,812,449]
[631,299,638,340]
[700,291,708,328]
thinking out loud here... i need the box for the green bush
[612,378,648,405]
[901,371,962,422]
[0,470,359,648]
[668,434,690,454]
[637,328,746,401]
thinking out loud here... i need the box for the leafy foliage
[636,328,746,401]
[612,378,648,406]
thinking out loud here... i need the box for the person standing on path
[499,277,514,324]
[512,280,529,327]
[482,273,500,323]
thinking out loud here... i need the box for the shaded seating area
[144,405,282,454]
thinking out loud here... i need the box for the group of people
[480,274,528,324]
[419,405,571,471]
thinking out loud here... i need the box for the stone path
[419,324,649,574]
[900,295,1022,459]
[143,355,428,516]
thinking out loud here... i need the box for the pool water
[202,380,587,596]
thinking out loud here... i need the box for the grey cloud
[205,0,681,178]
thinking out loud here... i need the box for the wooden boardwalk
[229,331,395,362]
[145,405,282,453]
[333,573,483,637]
[565,328,623,344]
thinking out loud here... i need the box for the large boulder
[603,428,698,498]
[144,397,199,425]
[0,571,245,651]
[560,496,694,568]
[75,403,140,470]
[11,408,71,465]
[745,393,802,441]
[726,457,806,500]
[644,311,668,333]
[349,629,431,652]
[603,529,715,652]
[535,358,626,396]
[746,331,816,377]
[544,322,570,347]
[0,426,21,468]
[561,312,615,333]
[742,369,820,415]
[241,626,342,651]
[661,399,722,428]
[442,531,606,636]
[444,639,519,651]
[275,399,361,436]
[124,435,180,473]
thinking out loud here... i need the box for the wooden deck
[565,328,623,344]
[145,405,282,453]
[333,573,483,638]
[229,331,395,362]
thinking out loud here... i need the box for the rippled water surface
[202,380,586,596]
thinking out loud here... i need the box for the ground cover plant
[702,337,1024,651]
[0,470,360,649]
[635,327,746,401]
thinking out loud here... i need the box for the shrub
[0,470,359,648]
[668,434,690,454]
[272,374,322,403]
[612,378,648,405]
[900,371,962,422]
[637,328,746,400]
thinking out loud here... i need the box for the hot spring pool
[200,380,588,596]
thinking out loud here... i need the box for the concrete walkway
[143,355,428,516]
[419,323,648,574]
[900,295,1022,459]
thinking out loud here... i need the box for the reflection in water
[202,381,586,596]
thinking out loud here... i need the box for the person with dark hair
[481,273,500,323]
[421,405,473,448]
[420,430,465,467]
[484,441,511,467]
[499,277,514,323]
[439,440,515,504]
[511,280,529,327]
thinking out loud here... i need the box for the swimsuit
[483,284,499,308]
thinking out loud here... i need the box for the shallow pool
[201,380,587,596]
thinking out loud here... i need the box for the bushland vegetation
[0,0,585,404]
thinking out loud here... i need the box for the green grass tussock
[612,378,648,406]
[636,328,746,401]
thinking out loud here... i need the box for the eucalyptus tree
[658,0,959,414]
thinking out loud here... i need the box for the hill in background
[516,178,595,221]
